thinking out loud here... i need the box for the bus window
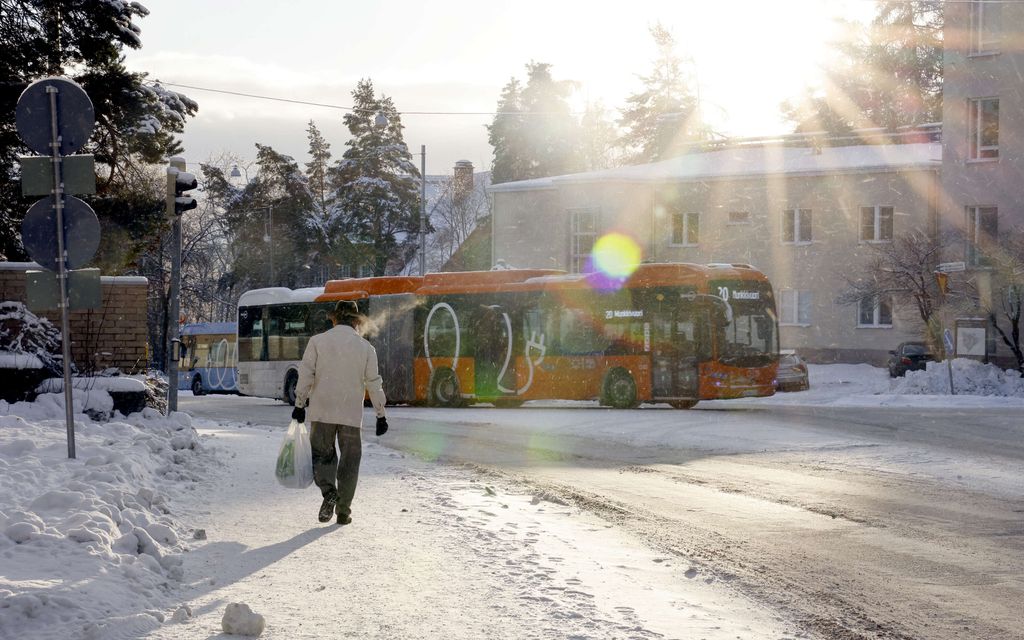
[179,335,197,370]
[559,307,610,355]
[268,304,309,361]
[238,307,266,362]
[208,336,231,368]
[426,306,457,358]
[191,336,212,369]
[307,303,333,335]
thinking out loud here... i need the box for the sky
[124,0,874,176]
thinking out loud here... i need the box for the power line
[151,81,584,117]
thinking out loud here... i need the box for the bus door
[649,305,700,399]
[473,304,515,399]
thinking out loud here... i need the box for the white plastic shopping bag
[275,419,314,489]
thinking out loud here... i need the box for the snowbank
[893,358,1024,397]
[37,375,148,394]
[0,352,43,370]
[0,402,215,640]
[719,360,1024,409]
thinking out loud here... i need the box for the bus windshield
[711,279,778,367]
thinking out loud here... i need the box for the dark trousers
[309,421,362,517]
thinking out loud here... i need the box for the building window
[970,0,1001,54]
[728,211,751,225]
[858,295,893,327]
[670,211,699,246]
[783,208,812,243]
[966,205,998,266]
[779,289,812,326]
[569,207,599,273]
[860,206,894,242]
[968,98,999,160]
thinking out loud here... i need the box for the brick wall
[0,263,149,373]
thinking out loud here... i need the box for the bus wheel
[604,368,639,409]
[284,370,298,406]
[669,400,698,410]
[429,368,463,408]
[493,398,524,409]
[191,376,205,396]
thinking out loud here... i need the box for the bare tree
[428,177,490,271]
[837,231,953,356]
[974,230,1024,373]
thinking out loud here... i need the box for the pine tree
[519,62,579,178]
[331,79,423,276]
[781,1,942,138]
[578,101,619,171]
[487,78,524,185]
[488,63,580,183]
[303,121,342,281]
[0,1,197,263]
[617,24,703,164]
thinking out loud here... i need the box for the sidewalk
[147,422,794,639]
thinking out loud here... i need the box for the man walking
[292,300,388,525]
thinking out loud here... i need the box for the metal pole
[420,145,426,276]
[47,84,75,459]
[167,210,181,413]
[937,274,955,396]
[269,206,275,286]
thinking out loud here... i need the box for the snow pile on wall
[892,359,1024,397]
[0,402,217,640]
[0,302,62,374]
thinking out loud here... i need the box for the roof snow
[237,287,324,308]
[489,142,942,192]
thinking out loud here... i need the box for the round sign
[21,196,101,271]
[15,77,95,156]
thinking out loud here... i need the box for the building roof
[180,322,236,336]
[488,142,942,192]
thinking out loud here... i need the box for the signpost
[942,329,956,395]
[15,77,99,459]
[932,262,965,397]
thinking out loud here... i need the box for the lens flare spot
[591,233,641,280]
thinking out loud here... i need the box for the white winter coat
[294,324,386,428]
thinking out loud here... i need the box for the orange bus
[237,263,779,408]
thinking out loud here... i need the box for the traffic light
[166,156,197,218]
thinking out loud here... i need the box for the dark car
[887,341,934,377]
[775,350,809,391]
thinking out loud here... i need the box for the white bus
[236,287,332,403]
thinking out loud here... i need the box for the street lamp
[375,112,426,276]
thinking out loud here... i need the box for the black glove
[291,406,305,423]
[375,416,389,436]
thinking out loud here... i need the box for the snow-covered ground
[2,361,1020,639]
[1,391,794,639]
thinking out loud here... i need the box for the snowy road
[181,392,1024,640]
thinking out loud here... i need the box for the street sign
[21,195,101,271]
[936,261,966,273]
[15,77,95,156]
[943,328,954,353]
[20,155,96,196]
[25,269,101,312]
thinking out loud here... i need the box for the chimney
[453,160,473,204]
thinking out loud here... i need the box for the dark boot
[337,514,352,525]
[318,495,337,523]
